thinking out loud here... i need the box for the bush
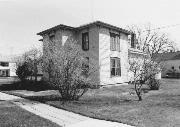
[146,78,161,90]
[46,41,96,101]
[16,62,32,81]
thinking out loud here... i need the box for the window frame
[110,33,120,52]
[0,62,9,67]
[82,32,89,51]
[110,57,121,77]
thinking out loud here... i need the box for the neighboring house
[0,55,16,77]
[154,51,180,78]
[37,21,143,85]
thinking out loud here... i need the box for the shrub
[146,77,161,90]
[16,62,32,81]
[46,40,98,101]
[0,80,52,91]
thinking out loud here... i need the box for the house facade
[155,51,180,78]
[0,56,16,77]
[37,21,143,85]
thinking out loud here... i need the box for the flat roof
[37,21,132,36]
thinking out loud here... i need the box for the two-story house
[37,21,143,85]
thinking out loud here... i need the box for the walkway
[0,92,134,127]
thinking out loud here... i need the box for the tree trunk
[34,60,38,82]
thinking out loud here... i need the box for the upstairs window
[49,35,55,42]
[110,33,120,51]
[82,32,89,51]
[0,62,9,67]
[110,57,121,77]
[131,34,135,48]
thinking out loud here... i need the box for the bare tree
[25,48,43,82]
[127,24,175,59]
[128,24,175,100]
[15,47,42,82]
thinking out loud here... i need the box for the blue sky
[0,0,180,55]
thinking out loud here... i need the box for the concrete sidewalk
[0,92,134,127]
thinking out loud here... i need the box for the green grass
[4,79,180,127]
[0,101,61,127]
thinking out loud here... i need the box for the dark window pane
[117,59,120,68]
[111,68,115,76]
[116,68,121,76]
[131,34,135,48]
[82,32,89,51]
[111,59,115,68]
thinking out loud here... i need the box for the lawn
[3,79,180,127]
[0,100,61,127]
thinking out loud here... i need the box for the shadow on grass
[0,80,54,92]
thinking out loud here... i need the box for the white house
[0,55,16,77]
[37,21,143,85]
[155,51,180,78]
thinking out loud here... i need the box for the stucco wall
[9,63,16,76]
[0,62,16,77]
[42,27,100,84]
[42,25,136,85]
[99,27,129,85]
[75,26,100,85]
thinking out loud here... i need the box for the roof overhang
[37,24,75,36]
[37,21,133,36]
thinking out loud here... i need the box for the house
[0,55,17,77]
[37,21,144,85]
[154,51,180,78]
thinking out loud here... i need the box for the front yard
[0,100,60,127]
[3,79,180,127]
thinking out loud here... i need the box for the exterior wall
[41,25,142,85]
[99,27,129,85]
[75,26,100,85]
[42,27,100,84]
[42,29,76,81]
[9,63,16,76]
[161,60,180,77]
[0,62,16,77]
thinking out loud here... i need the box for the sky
[0,0,180,56]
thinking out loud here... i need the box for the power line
[143,23,180,32]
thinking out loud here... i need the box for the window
[82,57,89,76]
[82,32,89,51]
[49,35,55,42]
[131,34,135,48]
[110,58,121,76]
[110,33,120,51]
[0,62,9,67]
